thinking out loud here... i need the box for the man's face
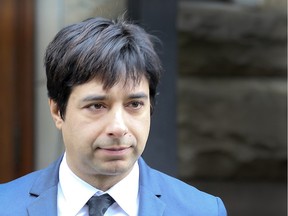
[50,76,151,186]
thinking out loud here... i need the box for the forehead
[71,76,149,97]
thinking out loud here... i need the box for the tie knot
[87,194,115,216]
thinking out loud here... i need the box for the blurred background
[0,0,286,215]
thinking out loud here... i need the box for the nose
[106,108,128,138]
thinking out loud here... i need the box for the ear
[49,99,63,130]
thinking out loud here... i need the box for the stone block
[178,1,287,76]
[178,78,286,180]
[63,0,127,24]
[178,2,286,41]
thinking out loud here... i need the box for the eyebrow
[81,95,107,102]
[81,92,148,103]
[128,92,149,100]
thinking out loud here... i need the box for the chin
[102,160,134,176]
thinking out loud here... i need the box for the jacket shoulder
[0,170,42,196]
[0,157,61,215]
[0,170,42,215]
[153,169,226,215]
[138,158,227,216]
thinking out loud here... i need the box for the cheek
[132,116,150,144]
[143,117,151,137]
[61,120,97,150]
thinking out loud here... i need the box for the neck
[73,167,134,192]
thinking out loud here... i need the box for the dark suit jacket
[0,157,227,215]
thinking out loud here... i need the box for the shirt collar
[58,153,139,216]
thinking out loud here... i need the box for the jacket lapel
[138,158,166,216]
[27,186,58,216]
[27,156,63,216]
[138,186,166,216]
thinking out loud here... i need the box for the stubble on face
[61,77,151,190]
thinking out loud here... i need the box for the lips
[100,146,131,151]
[96,146,132,157]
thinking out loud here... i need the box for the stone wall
[177,1,286,181]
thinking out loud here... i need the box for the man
[0,17,227,216]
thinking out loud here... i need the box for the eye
[86,103,106,111]
[127,101,144,110]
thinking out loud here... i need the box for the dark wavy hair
[44,16,162,119]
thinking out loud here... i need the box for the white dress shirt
[57,153,140,216]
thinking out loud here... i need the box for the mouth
[97,146,132,156]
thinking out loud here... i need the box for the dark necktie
[87,194,115,216]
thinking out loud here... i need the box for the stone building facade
[178,0,286,181]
